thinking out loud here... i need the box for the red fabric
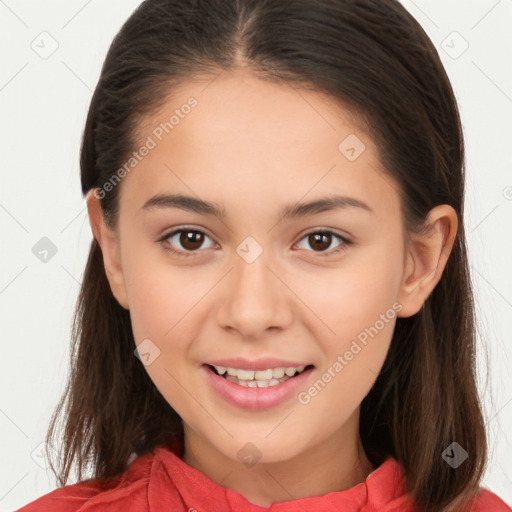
[18,436,511,512]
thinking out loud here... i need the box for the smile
[202,363,315,411]
[209,364,310,388]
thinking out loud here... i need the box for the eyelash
[158,227,353,258]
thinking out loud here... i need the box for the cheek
[122,249,208,413]
[293,239,403,340]
[123,243,211,343]
[293,241,402,405]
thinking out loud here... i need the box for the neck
[182,410,374,507]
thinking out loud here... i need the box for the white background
[0,0,511,510]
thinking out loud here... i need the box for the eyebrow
[141,193,374,219]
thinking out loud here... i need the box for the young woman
[18,0,511,510]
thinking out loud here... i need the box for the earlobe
[86,190,130,310]
[397,205,458,318]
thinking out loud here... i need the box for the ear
[397,205,458,318]
[86,190,130,310]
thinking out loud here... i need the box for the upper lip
[204,357,312,371]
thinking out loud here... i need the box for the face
[90,69,445,466]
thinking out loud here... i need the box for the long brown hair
[46,1,488,510]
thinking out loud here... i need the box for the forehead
[118,69,402,222]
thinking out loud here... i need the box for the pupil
[181,231,203,250]
[310,233,330,251]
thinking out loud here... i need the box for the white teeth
[272,367,285,378]
[254,369,273,380]
[212,364,309,386]
[225,374,291,388]
[237,369,255,380]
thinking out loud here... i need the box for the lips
[201,362,315,411]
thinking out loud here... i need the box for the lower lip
[202,364,314,411]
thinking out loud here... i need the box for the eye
[295,230,352,257]
[158,227,352,258]
[159,228,216,257]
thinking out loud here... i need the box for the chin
[215,432,309,466]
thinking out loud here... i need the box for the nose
[215,244,293,340]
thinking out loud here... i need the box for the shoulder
[16,451,154,512]
[463,487,511,511]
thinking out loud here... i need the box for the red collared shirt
[17,437,511,512]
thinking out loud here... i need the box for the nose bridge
[216,234,292,336]
[236,235,273,290]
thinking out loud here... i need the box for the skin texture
[86,69,458,506]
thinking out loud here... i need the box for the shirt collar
[147,437,416,512]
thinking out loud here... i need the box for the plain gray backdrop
[0,0,511,510]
